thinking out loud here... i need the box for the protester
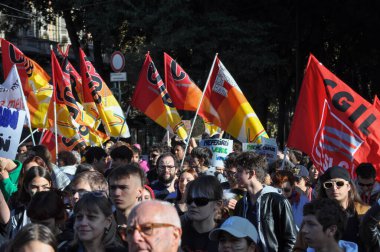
[272,170,309,228]
[360,197,380,251]
[181,175,223,251]
[292,164,313,199]
[234,152,297,252]
[316,166,369,251]
[131,145,149,173]
[0,157,22,201]
[127,200,182,252]
[141,185,155,201]
[74,163,95,176]
[146,144,165,183]
[27,191,67,242]
[190,147,215,176]
[83,147,108,174]
[108,164,144,244]
[209,216,260,252]
[300,198,358,252]
[57,151,78,181]
[29,145,71,190]
[9,166,52,238]
[17,144,28,155]
[173,169,197,215]
[172,141,186,162]
[307,161,320,200]
[5,223,57,252]
[59,193,123,252]
[110,145,133,169]
[355,162,380,206]
[221,152,245,214]
[150,153,178,200]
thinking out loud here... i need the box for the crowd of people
[0,137,379,252]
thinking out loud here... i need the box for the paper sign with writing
[200,138,233,167]
[0,106,26,159]
[242,138,278,164]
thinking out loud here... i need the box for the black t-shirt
[180,215,218,252]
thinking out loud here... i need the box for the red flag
[132,53,188,140]
[374,95,380,112]
[287,54,380,179]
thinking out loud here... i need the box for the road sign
[110,51,125,72]
[110,72,127,82]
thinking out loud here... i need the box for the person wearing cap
[355,162,380,206]
[209,216,260,252]
[295,165,370,252]
[293,164,314,201]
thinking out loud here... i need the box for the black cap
[320,166,351,183]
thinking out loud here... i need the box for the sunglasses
[358,182,374,187]
[186,197,215,206]
[323,181,346,189]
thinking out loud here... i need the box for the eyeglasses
[126,223,176,237]
[158,165,175,170]
[186,197,215,206]
[358,182,374,187]
[323,181,347,189]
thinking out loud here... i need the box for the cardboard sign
[0,66,25,110]
[0,106,26,159]
[200,138,233,167]
[242,138,278,164]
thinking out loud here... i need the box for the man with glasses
[127,200,182,252]
[355,162,380,205]
[234,151,297,252]
[150,153,178,200]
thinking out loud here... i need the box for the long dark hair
[6,223,57,252]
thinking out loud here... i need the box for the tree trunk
[62,9,80,63]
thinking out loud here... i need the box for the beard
[159,173,175,184]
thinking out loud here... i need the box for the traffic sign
[110,72,127,82]
[110,51,125,72]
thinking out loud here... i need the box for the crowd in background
[0,135,379,252]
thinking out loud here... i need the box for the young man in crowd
[84,146,108,174]
[127,200,182,252]
[108,163,145,242]
[234,151,297,252]
[355,162,380,205]
[110,145,133,169]
[147,144,165,183]
[70,170,108,203]
[301,198,358,252]
[150,153,178,200]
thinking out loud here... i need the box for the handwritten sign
[242,138,278,164]
[0,106,26,159]
[200,139,233,167]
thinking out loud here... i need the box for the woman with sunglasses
[58,193,124,252]
[180,175,223,252]
[295,165,369,252]
[272,170,309,229]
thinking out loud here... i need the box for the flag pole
[116,105,130,142]
[181,53,218,167]
[50,47,59,164]
[13,65,36,146]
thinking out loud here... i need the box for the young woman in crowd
[173,169,198,215]
[58,193,123,252]
[190,147,214,176]
[272,170,309,229]
[5,223,57,252]
[180,175,223,251]
[9,166,52,238]
[141,185,155,201]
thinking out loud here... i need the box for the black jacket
[360,200,380,252]
[234,186,297,252]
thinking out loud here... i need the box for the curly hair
[236,151,268,184]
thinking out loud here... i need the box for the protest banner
[242,138,278,164]
[0,106,26,159]
[200,138,233,167]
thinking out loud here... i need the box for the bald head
[127,200,182,252]
[128,200,181,228]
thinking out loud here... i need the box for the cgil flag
[287,54,380,179]
[200,55,268,143]
[374,95,380,112]
[164,53,222,137]
[1,39,53,128]
[45,50,79,139]
[132,53,188,140]
[79,49,130,138]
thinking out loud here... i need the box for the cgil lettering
[324,79,376,136]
